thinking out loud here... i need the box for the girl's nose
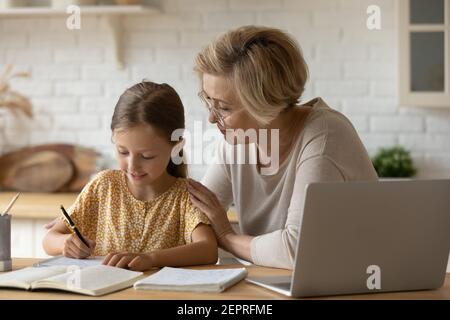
[128,156,140,172]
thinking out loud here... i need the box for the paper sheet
[33,256,104,268]
[135,267,247,287]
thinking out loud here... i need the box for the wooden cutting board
[1,151,74,192]
[0,144,100,192]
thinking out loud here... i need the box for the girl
[43,81,218,271]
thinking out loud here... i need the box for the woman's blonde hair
[194,25,309,125]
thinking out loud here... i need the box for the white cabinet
[11,218,52,258]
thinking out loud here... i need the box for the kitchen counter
[1,191,238,259]
[0,192,79,219]
[0,192,238,222]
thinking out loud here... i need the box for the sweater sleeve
[250,156,346,269]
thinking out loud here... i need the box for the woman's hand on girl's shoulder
[102,252,154,272]
[186,178,234,240]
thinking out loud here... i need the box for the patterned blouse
[65,170,210,256]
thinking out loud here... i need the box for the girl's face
[202,73,259,145]
[113,124,174,186]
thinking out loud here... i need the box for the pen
[1,192,21,216]
[60,205,90,248]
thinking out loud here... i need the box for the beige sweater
[201,97,378,269]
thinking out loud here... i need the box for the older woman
[186,25,378,269]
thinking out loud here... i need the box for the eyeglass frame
[197,90,242,127]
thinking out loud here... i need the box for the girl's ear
[172,138,186,153]
[170,138,186,165]
[176,137,185,147]
[111,130,117,144]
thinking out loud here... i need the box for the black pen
[60,205,90,248]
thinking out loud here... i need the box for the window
[399,0,450,107]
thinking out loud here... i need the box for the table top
[1,259,449,300]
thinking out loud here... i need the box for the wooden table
[1,259,449,300]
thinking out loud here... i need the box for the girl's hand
[187,178,235,241]
[44,218,59,229]
[102,253,154,271]
[62,234,96,259]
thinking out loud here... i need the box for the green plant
[372,146,417,178]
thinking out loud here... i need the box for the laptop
[246,179,450,297]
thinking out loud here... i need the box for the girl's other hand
[62,234,96,259]
[102,252,154,272]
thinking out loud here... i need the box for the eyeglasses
[198,91,234,128]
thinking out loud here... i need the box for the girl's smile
[128,172,148,181]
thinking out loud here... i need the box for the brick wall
[1,0,450,179]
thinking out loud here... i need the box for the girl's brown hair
[111,81,187,178]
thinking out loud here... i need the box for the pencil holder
[0,215,12,272]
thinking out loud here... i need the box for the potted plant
[372,146,417,178]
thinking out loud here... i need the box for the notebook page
[39,265,143,293]
[135,267,247,287]
[33,256,104,268]
[0,266,67,285]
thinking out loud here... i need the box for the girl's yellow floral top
[65,170,210,256]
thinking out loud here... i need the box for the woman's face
[202,73,259,144]
[112,124,174,186]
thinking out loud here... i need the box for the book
[33,255,104,268]
[134,267,248,293]
[0,265,143,296]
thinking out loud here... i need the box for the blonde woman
[186,25,378,269]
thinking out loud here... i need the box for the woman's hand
[102,252,154,271]
[62,234,96,259]
[187,178,235,242]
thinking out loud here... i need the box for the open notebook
[0,265,143,296]
[33,256,104,268]
[134,267,248,293]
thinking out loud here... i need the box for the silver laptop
[246,179,450,297]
